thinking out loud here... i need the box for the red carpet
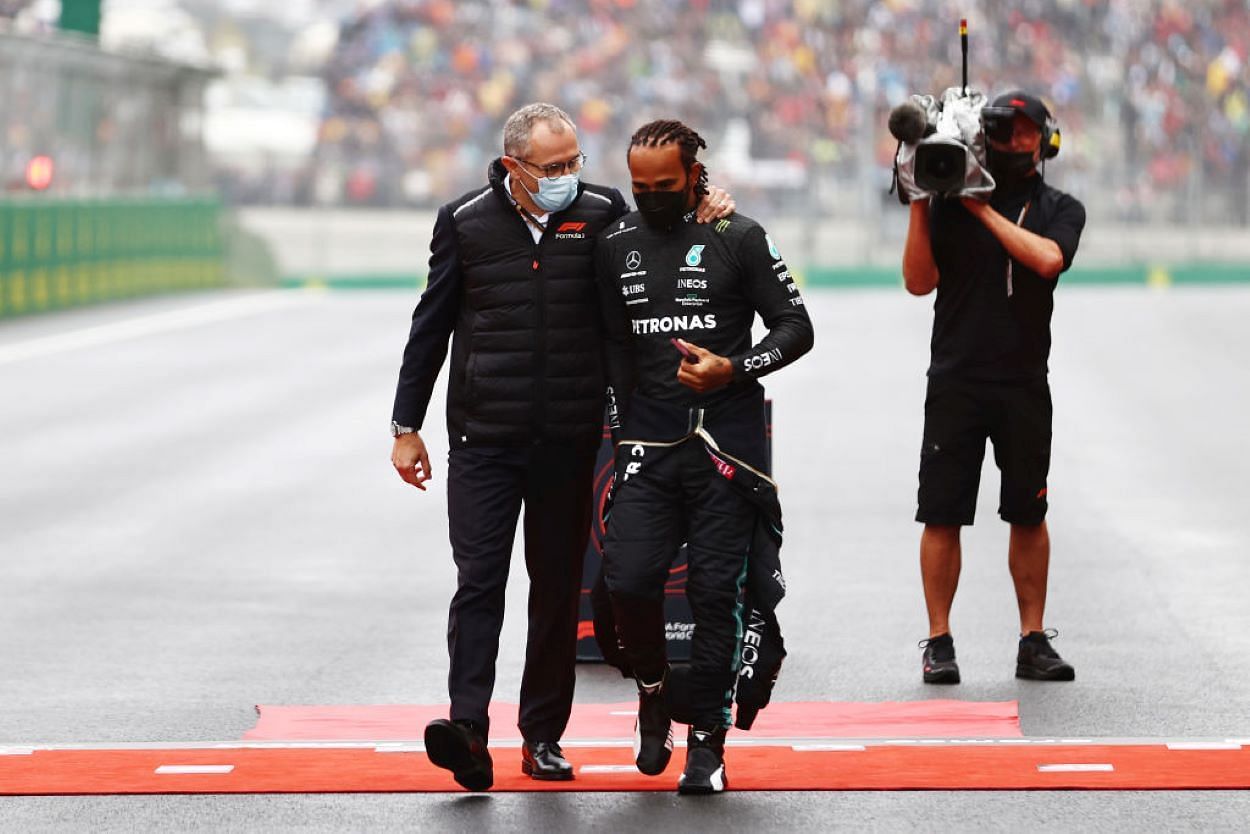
[244,700,1023,741]
[5,702,1242,794]
[3,742,1249,794]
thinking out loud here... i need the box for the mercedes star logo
[625,250,641,270]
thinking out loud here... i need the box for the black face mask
[634,187,690,230]
[988,148,1038,186]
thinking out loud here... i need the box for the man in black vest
[901,91,1086,686]
[390,103,732,791]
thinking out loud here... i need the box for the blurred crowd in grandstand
[3,0,1249,223]
[309,0,1250,223]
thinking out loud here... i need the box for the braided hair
[629,119,710,197]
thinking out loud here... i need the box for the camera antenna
[960,18,969,96]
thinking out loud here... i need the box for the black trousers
[445,440,597,741]
[603,439,754,729]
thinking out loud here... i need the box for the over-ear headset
[1040,111,1061,160]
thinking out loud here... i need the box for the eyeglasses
[514,152,587,180]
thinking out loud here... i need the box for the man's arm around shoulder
[594,231,637,431]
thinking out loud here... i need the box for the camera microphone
[888,101,930,145]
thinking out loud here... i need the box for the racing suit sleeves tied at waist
[611,389,787,729]
[720,451,786,731]
[614,387,771,475]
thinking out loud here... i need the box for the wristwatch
[390,421,416,438]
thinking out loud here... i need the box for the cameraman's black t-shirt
[927,175,1086,381]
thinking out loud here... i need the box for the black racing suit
[595,207,813,729]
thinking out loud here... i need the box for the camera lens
[914,141,968,194]
[930,156,955,178]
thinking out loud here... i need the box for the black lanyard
[507,178,547,234]
[514,202,547,234]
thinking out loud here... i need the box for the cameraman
[901,92,1086,684]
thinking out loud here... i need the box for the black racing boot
[633,674,673,776]
[919,633,961,684]
[1016,629,1076,681]
[678,725,728,795]
[424,718,493,791]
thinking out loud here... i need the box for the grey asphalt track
[2,286,1249,830]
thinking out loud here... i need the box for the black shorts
[916,375,1052,527]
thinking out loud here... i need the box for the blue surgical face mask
[521,170,579,213]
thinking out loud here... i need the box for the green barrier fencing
[278,273,425,291]
[0,197,225,319]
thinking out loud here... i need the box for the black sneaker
[919,633,960,684]
[678,726,728,795]
[633,676,673,776]
[424,718,493,791]
[1016,629,1075,681]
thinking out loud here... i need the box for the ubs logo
[625,250,642,270]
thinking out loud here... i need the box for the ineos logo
[738,608,767,679]
[625,250,642,270]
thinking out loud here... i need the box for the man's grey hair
[503,103,577,158]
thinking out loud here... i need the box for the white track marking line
[7,736,1250,752]
[213,741,369,750]
[608,711,637,716]
[0,747,35,755]
[1037,763,1115,773]
[155,765,235,775]
[580,765,639,774]
[374,744,425,753]
[792,744,866,752]
[1166,742,1242,751]
[0,291,319,367]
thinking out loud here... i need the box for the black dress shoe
[521,740,574,781]
[424,718,493,791]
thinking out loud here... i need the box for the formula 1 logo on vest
[555,221,587,240]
